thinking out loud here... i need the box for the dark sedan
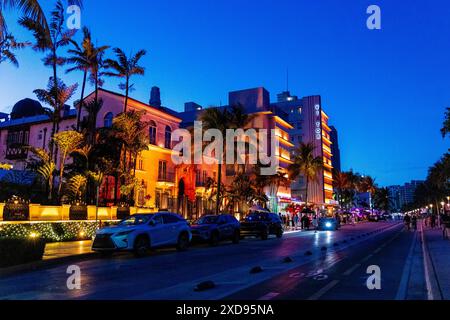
[240,212,284,240]
[190,214,240,246]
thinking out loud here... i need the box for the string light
[0,221,117,242]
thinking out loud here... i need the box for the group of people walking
[280,213,319,231]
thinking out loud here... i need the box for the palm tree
[28,147,55,201]
[442,107,450,138]
[373,187,393,212]
[66,27,109,131]
[199,107,230,214]
[267,171,290,212]
[288,142,324,207]
[104,48,146,112]
[199,104,255,214]
[333,169,349,206]
[19,0,77,87]
[0,33,29,66]
[53,130,83,198]
[358,175,377,212]
[1,0,82,40]
[20,0,78,160]
[34,77,78,147]
[111,110,149,204]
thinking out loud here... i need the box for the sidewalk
[422,225,450,300]
[43,240,93,260]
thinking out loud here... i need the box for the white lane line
[258,292,280,300]
[395,229,418,300]
[360,254,373,263]
[373,247,383,254]
[342,263,361,276]
[307,280,340,300]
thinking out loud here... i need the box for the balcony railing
[157,172,175,183]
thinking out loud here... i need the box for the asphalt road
[0,221,426,300]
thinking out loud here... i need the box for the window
[162,214,181,224]
[196,169,201,184]
[164,126,172,149]
[153,214,163,225]
[104,112,113,128]
[24,131,29,145]
[138,158,144,171]
[158,161,167,180]
[202,171,207,184]
[149,121,157,145]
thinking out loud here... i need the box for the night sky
[0,0,449,186]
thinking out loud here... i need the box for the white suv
[92,213,192,257]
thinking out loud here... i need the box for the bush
[0,238,46,268]
[0,221,119,242]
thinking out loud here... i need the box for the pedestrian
[294,213,299,230]
[404,213,411,231]
[412,215,417,231]
[312,215,318,233]
[431,214,436,229]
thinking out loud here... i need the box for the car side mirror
[149,220,156,226]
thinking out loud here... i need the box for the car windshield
[119,215,152,226]
[246,212,269,221]
[196,216,219,224]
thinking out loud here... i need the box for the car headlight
[325,222,332,228]
[116,230,134,237]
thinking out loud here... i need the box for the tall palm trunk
[305,174,309,208]
[215,163,222,215]
[76,70,87,131]
[124,77,129,112]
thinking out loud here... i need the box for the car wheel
[276,229,283,238]
[260,229,269,240]
[133,235,150,258]
[209,232,220,246]
[177,232,189,251]
[232,230,240,244]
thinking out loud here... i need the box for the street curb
[420,221,444,300]
[0,252,98,278]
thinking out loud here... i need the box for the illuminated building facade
[274,92,337,208]
[178,87,293,214]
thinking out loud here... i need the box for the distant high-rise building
[387,180,424,211]
[329,126,341,172]
[387,185,401,212]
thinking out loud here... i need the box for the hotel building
[273,91,337,208]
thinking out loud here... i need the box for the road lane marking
[395,229,418,300]
[342,263,361,276]
[373,247,383,254]
[307,280,340,300]
[258,292,280,300]
[360,254,373,263]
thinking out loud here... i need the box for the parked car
[92,213,192,257]
[368,214,383,222]
[190,214,240,246]
[318,217,340,231]
[240,212,283,240]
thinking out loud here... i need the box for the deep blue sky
[0,0,449,186]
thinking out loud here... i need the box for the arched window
[164,126,172,149]
[149,121,157,145]
[104,112,113,128]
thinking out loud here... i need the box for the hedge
[0,238,46,268]
[0,221,118,243]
